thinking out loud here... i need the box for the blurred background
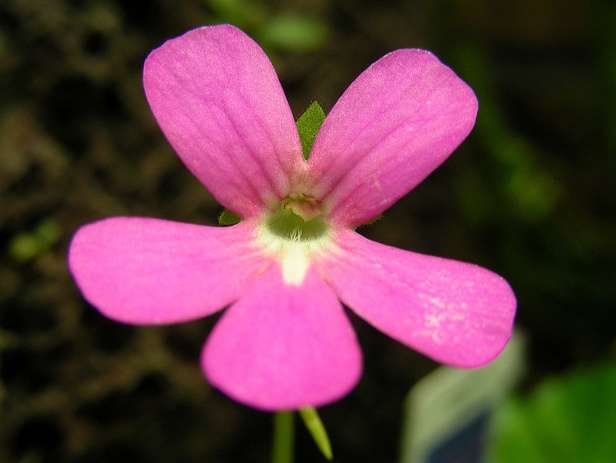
[1,0,615,462]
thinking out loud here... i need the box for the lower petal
[322,230,516,367]
[202,265,362,410]
[68,217,267,324]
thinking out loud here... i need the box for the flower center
[266,212,325,243]
[265,192,328,241]
[256,194,332,286]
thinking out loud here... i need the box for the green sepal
[218,209,241,225]
[299,407,333,460]
[296,101,326,160]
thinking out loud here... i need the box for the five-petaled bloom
[69,25,516,410]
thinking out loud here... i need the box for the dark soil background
[1,1,614,462]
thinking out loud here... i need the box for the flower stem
[272,411,294,463]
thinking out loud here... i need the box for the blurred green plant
[203,0,329,52]
[453,46,561,224]
[488,363,616,463]
[8,219,60,263]
[260,15,329,52]
[206,0,267,28]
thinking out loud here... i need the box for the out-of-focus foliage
[489,363,616,463]
[9,220,60,263]
[203,0,329,52]
[1,0,614,462]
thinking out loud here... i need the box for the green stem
[272,411,294,463]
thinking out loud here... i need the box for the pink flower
[69,25,516,411]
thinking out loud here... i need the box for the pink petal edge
[143,24,303,218]
[68,217,267,325]
[308,49,478,227]
[202,265,362,410]
[321,229,516,367]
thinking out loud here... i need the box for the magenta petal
[202,266,361,410]
[323,230,516,367]
[308,49,478,226]
[68,218,266,324]
[143,25,303,218]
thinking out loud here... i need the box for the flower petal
[143,25,303,218]
[322,230,516,367]
[308,49,478,226]
[202,265,361,410]
[69,217,266,324]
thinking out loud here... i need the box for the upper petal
[68,217,267,324]
[308,49,478,227]
[322,230,516,367]
[202,265,362,410]
[143,25,303,218]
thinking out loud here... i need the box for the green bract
[296,101,326,160]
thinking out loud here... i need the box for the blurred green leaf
[9,234,41,262]
[488,363,616,463]
[205,0,266,28]
[8,219,60,262]
[218,209,241,225]
[296,101,326,159]
[453,46,561,222]
[261,15,329,52]
[299,407,333,460]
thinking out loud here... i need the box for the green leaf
[296,101,326,160]
[299,407,333,460]
[488,363,616,463]
[218,209,241,225]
